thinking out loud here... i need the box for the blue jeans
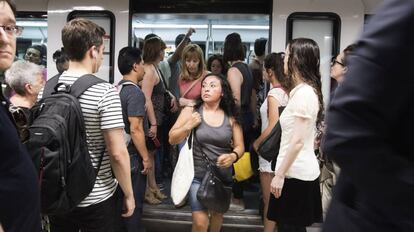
[189,178,206,212]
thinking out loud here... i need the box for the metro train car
[10,0,383,231]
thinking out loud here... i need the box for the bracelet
[231,151,239,163]
[150,124,157,127]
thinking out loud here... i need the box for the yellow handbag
[233,152,254,182]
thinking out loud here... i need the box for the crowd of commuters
[1,0,413,231]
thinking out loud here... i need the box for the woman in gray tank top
[169,73,244,232]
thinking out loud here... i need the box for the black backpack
[26,74,105,215]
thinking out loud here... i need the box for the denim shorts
[189,178,207,212]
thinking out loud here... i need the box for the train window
[67,11,116,83]
[132,13,270,62]
[287,12,341,105]
[15,12,47,62]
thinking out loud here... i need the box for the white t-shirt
[276,83,320,181]
[258,87,288,172]
[260,87,289,133]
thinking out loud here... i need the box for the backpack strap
[118,81,140,92]
[70,74,106,173]
[42,74,61,98]
[70,74,106,98]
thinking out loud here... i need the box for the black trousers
[49,196,116,232]
[278,224,307,232]
[115,152,147,232]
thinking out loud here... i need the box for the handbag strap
[181,77,202,98]
[193,128,216,168]
[154,64,169,91]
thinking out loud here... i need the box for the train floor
[141,177,322,232]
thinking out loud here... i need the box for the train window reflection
[16,13,47,61]
[132,13,269,62]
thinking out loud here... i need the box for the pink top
[178,78,202,100]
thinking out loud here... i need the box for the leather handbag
[197,164,232,213]
[194,132,232,213]
[171,131,194,206]
[257,106,285,162]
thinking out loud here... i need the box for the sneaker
[229,198,245,211]
[157,183,165,191]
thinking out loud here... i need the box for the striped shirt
[39,72,124,207]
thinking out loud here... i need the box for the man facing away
[46,18,134,232]
[323,0,414,231]
[116,46,152,232]
[0,0,41,231]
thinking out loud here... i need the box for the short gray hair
[5,60,43,95]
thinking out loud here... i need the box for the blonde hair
[180,44,205,81]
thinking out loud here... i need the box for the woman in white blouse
[268,38,323,232]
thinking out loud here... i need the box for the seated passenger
[169,73,244,232]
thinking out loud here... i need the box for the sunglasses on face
[9,105,30,143]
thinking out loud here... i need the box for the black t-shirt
[0,91,41,231]
[118,80,147,154]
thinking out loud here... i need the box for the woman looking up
[169,73,244,232]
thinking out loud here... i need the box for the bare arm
[250,88,258,127]
[178,97,196,107]
[168,106,201,144]
[227,67,243,106]
[168,28,195,64]
[142,67,157,136]
[217,118,245,168]
[103,128,135,217]
[129,116,151,174]
[253,96,280,149]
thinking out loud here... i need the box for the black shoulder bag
[154,65,173,114]
[194,131,232,213]
[257,106,285,162]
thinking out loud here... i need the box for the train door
[131,1,272,231]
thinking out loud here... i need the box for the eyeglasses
[0,25,23,37]
[330,56,344,67]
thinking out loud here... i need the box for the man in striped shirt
[48,18,134,232]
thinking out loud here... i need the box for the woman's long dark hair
[287,38,324,126]
[195,73,239,122]
[222,32,245,64]
[264,52,286,87]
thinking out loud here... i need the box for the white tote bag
[171,132,194,206]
